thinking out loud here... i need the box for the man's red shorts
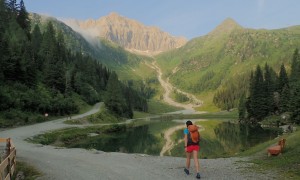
[186,145,200,152]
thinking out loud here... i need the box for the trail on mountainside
[145,61,203,110]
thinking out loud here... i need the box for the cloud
[60,18,102,49]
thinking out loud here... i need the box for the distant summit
[209,18,243,36]
[63,12,187,55]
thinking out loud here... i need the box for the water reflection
[70,125,161,155]
[171,121,281,158]
[200,122,280,158]
[70,120,280,158]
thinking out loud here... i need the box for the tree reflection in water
[210,122,280,157]
[71,125,161,155]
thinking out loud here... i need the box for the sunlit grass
[147,100,183,114]
[195,91,220,112]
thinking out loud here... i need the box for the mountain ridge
[62,12,187,55]
[156,21,300,110]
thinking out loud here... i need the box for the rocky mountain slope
[63,12,187,55]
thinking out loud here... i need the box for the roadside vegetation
[13,161,41,180]
[64,107,122,125]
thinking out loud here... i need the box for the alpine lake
[31,117,281,158]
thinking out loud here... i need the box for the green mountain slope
[156,18,300,110]
[30,13,153,81]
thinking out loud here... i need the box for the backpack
[188,125,200,143]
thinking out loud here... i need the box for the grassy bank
[133,100,183,118]
[64,107,122,125]
[13,161,41,180]
[240,126,300,179]
[177,110,238,120]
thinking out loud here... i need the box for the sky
[25,0,300,39]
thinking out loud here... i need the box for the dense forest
[0,0,147,127]
[239,49,300,125]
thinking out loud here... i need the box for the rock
[63,12,187,55]
[15,171,25,180]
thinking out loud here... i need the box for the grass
[117,61,156,81]
[175,109,238,120]
[133,111,151,119]
[65,107,123,125]
[198,109,238,119]
[13,161,41,180]
[239,126,300,179]
[28,125,111,145]
[195,91,221,112]
[132,99,184,119]
[147,99,183,114]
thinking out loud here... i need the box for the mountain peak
[64,13,187,55]
[210,18,242,36]
[106,12,123,20]
[108,12,120,17]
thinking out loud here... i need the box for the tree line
[213,74,249,111]
[0,0,147,126]
[239,49,300,124]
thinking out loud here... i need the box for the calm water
[70,120,280,158]
[198,122,280,158]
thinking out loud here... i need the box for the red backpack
[188,125,200,143]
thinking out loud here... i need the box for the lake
[69,119,281,158]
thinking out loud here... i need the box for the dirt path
[145,61,203,112]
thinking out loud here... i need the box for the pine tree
[278,63,289,93]
[289,49,300,122]
[40,22,65,92]
[276,64,290,113]
[238,94,246,121]
[263,64,275,114]
[31,24,42,70]
[0,0,9,82]
[289,49,300,87]
[104,72,127,117]
[6,0,17,17]
[280,85,290,113]
[251,65,265,122]
[0,0,9,34]
[16,0,30,35]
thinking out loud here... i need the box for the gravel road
[0,103,276,180]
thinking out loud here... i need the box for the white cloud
[60,18,102,49]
